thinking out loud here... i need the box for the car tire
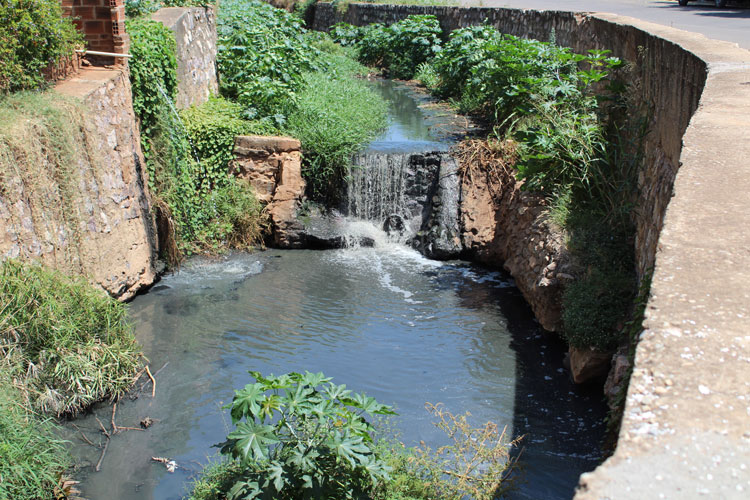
[715,0,727,6]
[678,0,689,5]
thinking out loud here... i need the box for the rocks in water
[409,153,462,259]
[569,346,612,384]
[383,214,406,236]
[347,151,462,259]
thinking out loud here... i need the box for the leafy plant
[358,16,443,79]
[181,96,279,194]
[217,0,323,118]
[0,0,82,93]
[218,371,395,499]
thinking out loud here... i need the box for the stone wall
[315,3,750,498]
[230,135,306,248]
[152,6,218,109]
[460,168,570,332]
[0,68,157,300]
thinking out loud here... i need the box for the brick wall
[61,0,129,64]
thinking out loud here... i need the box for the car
[678,0,731,6]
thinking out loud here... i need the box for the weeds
[0,381,69,499]
[0,260,142,416]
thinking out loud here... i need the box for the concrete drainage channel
[309,3,750,498]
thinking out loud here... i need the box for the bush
[217,0,322,118]
[560,215,636,350]
[216,371,394,499]
[284,62,387,201]
[126,18,178,138]
[0,260,141,416]
[181,96,279,194]
[358,16,442,80]
[0,0,82,93]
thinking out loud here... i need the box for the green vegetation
[0,383,69,499]
[188,373,517,500]
[357,16,442,80]
[0,0,82,93]
[0,260,141,416]
[285,44,387,199]
[127,18,269,260]
[216,0,387,201]
[218,0,324,119]
[333,17,640,351]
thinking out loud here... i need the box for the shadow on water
[438,264,608,499]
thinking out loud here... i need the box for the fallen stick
[116,426,145,432]
[111,403,118,434]
[145,365,156,398]
[95,416,110,438]
[95,436,110,472]
[71,423,99,448]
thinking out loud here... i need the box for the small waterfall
[342,151,462,258]
[347,154,409,223]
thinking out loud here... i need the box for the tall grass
[0,260,142,416]
[0,382,69,499]
[284,45,388,200]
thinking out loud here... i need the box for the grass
[0,260,142,416]
[0,382,69,500]
[284,44,388,201]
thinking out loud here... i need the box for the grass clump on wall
[0,260,142,416]
[0,0,82,93]
[0,91,107,272]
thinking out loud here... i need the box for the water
[66,246,606,499]
[65,81,606,499]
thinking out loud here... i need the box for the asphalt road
[462,0,750,49]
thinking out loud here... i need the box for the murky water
[66,81,605,499]
[67,246,606,499]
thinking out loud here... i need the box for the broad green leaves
[220,371,395,499]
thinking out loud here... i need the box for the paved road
[463,0,750,49]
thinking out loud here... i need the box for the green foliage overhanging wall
[216,0,387,201]
[0,0,82,93]
[127,18,267,259]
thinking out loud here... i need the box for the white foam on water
[163,255,263,287]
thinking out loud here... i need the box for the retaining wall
[152,6,219,109]
[315,4,750,498]
[0,68,158,300]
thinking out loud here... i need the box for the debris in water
[152,457,177,473]
[140,416,156,429]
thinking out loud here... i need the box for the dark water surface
[67,247,606,499]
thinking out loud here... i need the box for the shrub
[0,260,141,416]
[217,0,322,118]
[181,96,278,194]
[0,0,82,93]
[284,66,387,201]
[216,371,395,499]
[561,216,636,350]
[358,16,442,79]
[126,17,178,139]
